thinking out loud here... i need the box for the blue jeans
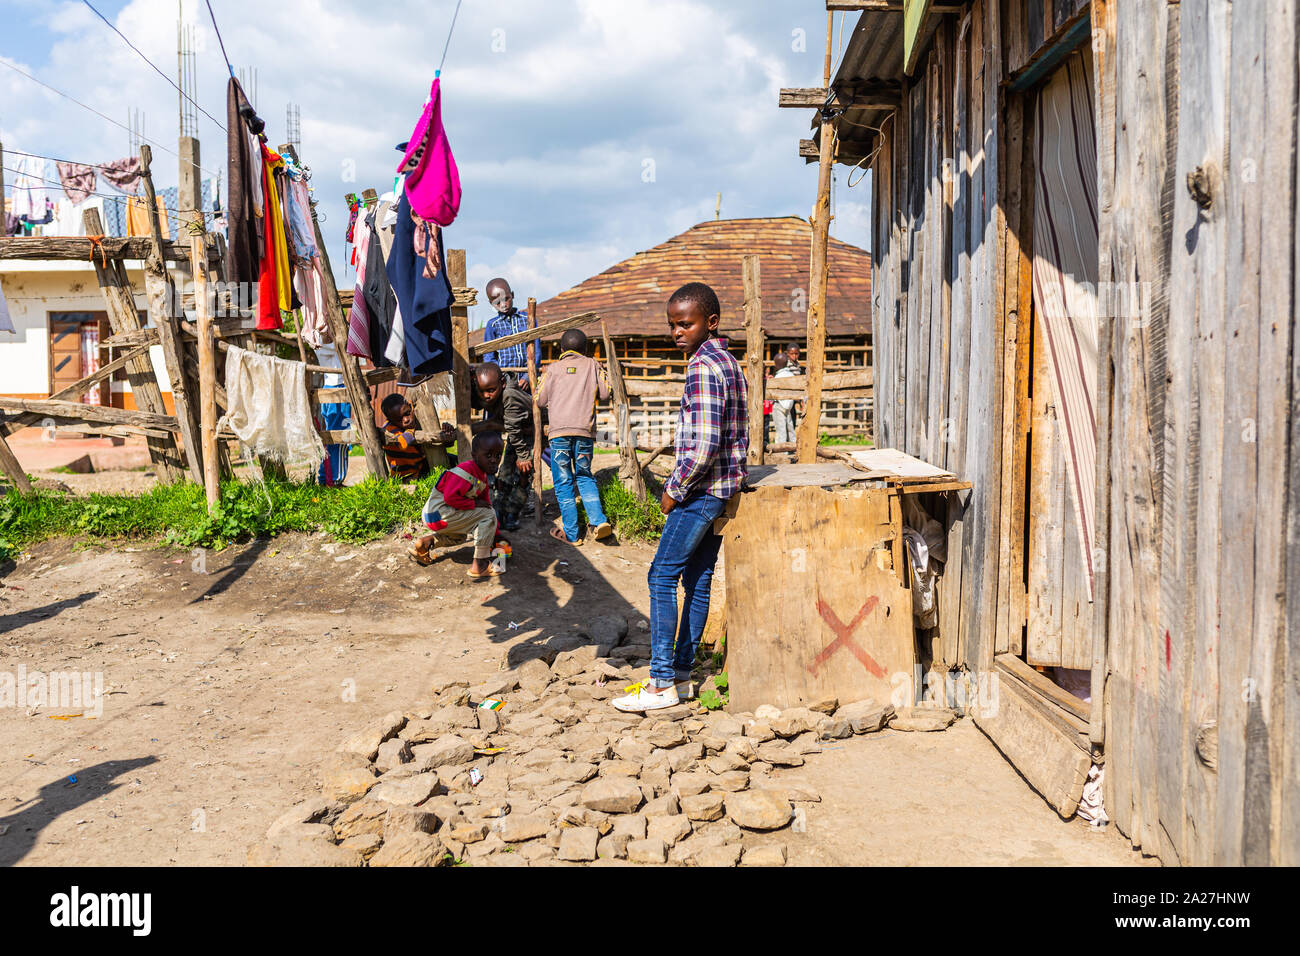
[647,492,727,686]
[549,436,608,542]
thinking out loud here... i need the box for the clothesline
[0,59,222,181]
[1,165,220,218]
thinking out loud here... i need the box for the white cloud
[3,0,848,303]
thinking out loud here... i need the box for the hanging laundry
[9,155,48,220]
[3,214,21,237]
[361,213,400,366]
[295,255,331,350]
[55,162,97,204]
[386,190,454,376]
[0,277,15,334]
[284,177,318,262]
[345,214,375,360]
[125,195,170,239]
[264,145,294,315]
[256,148,282,331]
[396,76,462,226]
[225,76,264,286]
[98,157,142,194]
[52,196,106,237]
[218,345,325,468]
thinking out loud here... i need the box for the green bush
[1,470,443,553]
[596,474,665,540]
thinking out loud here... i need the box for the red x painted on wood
[808,594,885,678]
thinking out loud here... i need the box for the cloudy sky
[1,0,872,327]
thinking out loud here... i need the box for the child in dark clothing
[380,392,429,481]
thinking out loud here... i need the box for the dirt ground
[0,509,1152,867]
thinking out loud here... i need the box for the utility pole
[795,11,835,463]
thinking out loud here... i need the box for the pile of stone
[252,615,954,867]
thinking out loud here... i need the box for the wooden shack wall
[870,0,1299,864]
[871,0,1006,676]
[1096,0,1299,866]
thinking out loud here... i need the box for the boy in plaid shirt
[481,278,542,387]
[614,282,748,713]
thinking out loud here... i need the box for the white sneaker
[612,681,680,713]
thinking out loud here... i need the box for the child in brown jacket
[537,329,613,543]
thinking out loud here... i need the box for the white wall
[0,260,171,395]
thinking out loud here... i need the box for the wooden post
[526,297,547,526]
[82,207,181,481]
[0,430,31,494]
[190,237,219,508]
[743,255,766,465]
[795,12,836,464]
[139,145,205,485]
[291,147,389,480]
[448,248,473,464]
[601,320,647,499]
[408,381,451,473]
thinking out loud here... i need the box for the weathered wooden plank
[82,207,181,481]
[140,145,205,486]
[974,668,1091,817]
[724,485,914,711]
[0,397,177,429]
[743,256,766,465]
[602,321,647,498]
[0,235,198,264]
[301,157,389,480]
[1239,0,1298,867]
[469,310,598,358]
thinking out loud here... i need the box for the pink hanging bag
[397,77,462,226]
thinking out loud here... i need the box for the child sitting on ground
[381,393,430,482]
[536,328,613,544]
[408,431,507,578]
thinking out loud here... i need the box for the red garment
[256,148,281,330]
[438,461,492,511]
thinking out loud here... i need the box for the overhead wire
[203,0,236,77]
[1,164,220,219]
[79,0,227,132]
[436,0,465,77]
[0,59,221,180]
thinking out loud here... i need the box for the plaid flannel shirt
[666,336,749,502]
[481,310,542,379]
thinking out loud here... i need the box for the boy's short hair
[559,329,587,354]
[471,430,504,455]
[668,282,721,322]
[773,353,788,369]
[380,392,408,421]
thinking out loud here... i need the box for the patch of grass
[818,433,873,446]
[0,469,444,554]
[596,474,665,540]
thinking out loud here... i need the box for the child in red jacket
[409,431,506,578]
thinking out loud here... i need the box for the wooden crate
[719,473,915,712]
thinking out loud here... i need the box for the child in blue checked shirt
[481,278,542,387]
[613,282,749,713]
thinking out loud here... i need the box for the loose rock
[726,790,793,831]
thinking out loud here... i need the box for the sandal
[407,546,433,567]
[549,525,580,545]
[466,564,505,579]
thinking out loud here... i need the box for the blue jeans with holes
[647,491,727,686]
[549,436,607,542]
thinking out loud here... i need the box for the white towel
[218,345,325,468]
